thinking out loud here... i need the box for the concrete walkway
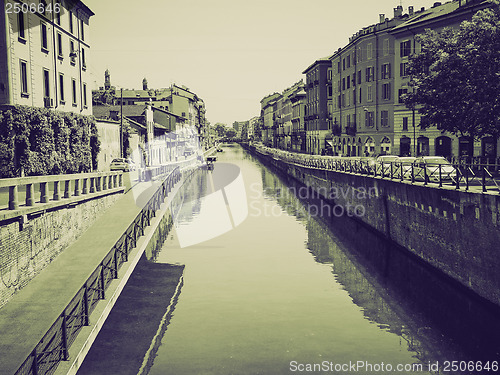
[0,173,173,375]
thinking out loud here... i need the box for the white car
[376,155,400,176]
[413,156,457,182]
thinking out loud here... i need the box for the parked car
[376,155,400,176]
[110,158,133,172]
[413,156,457,182]
[398,156,417,179]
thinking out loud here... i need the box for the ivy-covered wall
[0,105,100,177]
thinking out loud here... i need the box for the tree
[404,5,500,140]
[213,123,227,138]
[225,128,237,139]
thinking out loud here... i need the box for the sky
[85,0,441,126]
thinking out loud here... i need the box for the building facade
[0,0,94,115]
[303,58,332,155]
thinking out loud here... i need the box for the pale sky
[85,0,441,126]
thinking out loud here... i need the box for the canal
[79,144,500,375]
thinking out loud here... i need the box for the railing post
[26,183,35,206]
[114,249,119,278]
[53,181,60,201]
[96,176,102,192]
[61,313,69,361]
[64,180,71,199]
[438,164,442,188]
[81,178,87,195]
[482,165,487,193]
[8,185,19,210]
[108,174,113,189]
[455,164,460,190]
[40,182,48,203]
[31,348,39,375]
[75,179,80,197]
[83,283,89,326]
[100,263,105,299]
[90,177,95,193]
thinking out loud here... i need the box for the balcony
[332,124,341,136]
[345,123,356,136]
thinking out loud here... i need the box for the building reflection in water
[259,164,500,365]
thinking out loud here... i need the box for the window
[70,40,76,65]
[72,78,77,106]
[80,19,85,41]
[18,13,25,40]
[59,73,65,103]
[337,61,341,73]
[20,60,29,96]
[359,87,362,103]
[365,111,374,127]
[357,46,362,62]
[41,23,48,51]
[381,110,389,127]
[352,74,356,87]
[382,83,391,100]
[83,83,87,107]
[341,94,345,107]
[328,86,332,97]
[381,63,391,79]
[365,66,374,82]
[346,55,350,69]
[398,88,408,103]
[346,77,350,89]
[400,40,412,57]
[342,78,345,91]
[367,43,373,60]
[81,48,86,69]
[69,11,73,34]
[400,62,409,77]
[384,39,389,56]
[43,68,50,99]
[342,58,345,71]
[403,117,408,131]
[55,1,61,24]
[353,89,356,104]
[367,85,373,102]
[57,33,63,58]
[357,70,362,84]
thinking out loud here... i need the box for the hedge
[0,105,100,177]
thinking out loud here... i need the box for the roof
[93,104,146,119]
[302,57,332,74]
[390,1,465,32]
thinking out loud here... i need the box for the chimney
[142,77,148,90]
[394,5,403,18]
[421,6,425,11]
[433,2,442,7]
[379,13,385,23]
[409,6,414,16]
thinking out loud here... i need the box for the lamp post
[412,105,416,156]
[120,88,123,158]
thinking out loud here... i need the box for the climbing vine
[0,105,100,177]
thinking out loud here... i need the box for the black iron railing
[256,146,500,193]
[14,167,182,375]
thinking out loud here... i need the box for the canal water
[86,144,500,375]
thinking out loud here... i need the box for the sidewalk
[0,174,169,375]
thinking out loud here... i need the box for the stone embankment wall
[0,194,121,307]
[255,149,500,307]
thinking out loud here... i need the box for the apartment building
[303,57,332,154]
[391,0,493,158]
[0,0,94,115]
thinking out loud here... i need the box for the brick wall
[0,194,121,308]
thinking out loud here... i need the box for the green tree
[213,123,226,138]
[404,4,500,140]
[225,128,237,139]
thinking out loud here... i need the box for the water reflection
[259,156,500,366]
[143,144,500,375]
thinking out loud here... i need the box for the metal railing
[14,167,182,375]
[256,146,500,193]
